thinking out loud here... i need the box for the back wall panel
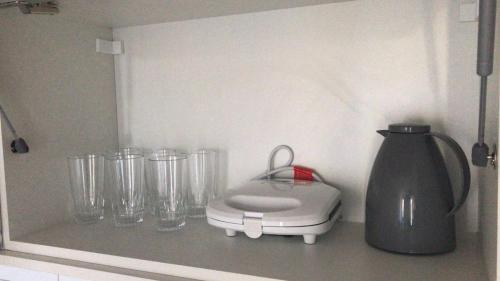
[113,0,480,228]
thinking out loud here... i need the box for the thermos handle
[429,132,471,216]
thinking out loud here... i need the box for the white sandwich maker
[206,145,342,244]
[207,179,341,244]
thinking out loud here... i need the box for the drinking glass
[149,154,187,231]
[145,148,178,216]
[187,149,217,218]
[67,154,105,224]
[105,147,145,209]
[106,152,145,227]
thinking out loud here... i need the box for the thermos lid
[388,123,430,134]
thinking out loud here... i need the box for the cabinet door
[0,265,57,281]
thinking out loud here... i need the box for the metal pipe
[472,0,497,167]
[477,0,497,76]
[0,1,58,14]
[0,104,29,153]
[0,1,19,8]
[0,104,19,139]
[478,76,488,145]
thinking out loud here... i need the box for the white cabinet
[0,1,499,281]
[0,265,57,281]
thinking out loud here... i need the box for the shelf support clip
[96,39,124,55]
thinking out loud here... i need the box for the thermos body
[365,124,470,255]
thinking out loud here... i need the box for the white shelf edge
[0,121,11,244]
[3,240,282,281]
[0,254,151,281]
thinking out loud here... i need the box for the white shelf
[7,218,487,281]
[0,250,191,281]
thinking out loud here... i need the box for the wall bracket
[96,39,123,55]
[487,144,497,168]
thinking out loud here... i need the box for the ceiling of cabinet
[55,0,351,28]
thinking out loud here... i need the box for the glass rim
[190,149,217,155]
[105,153,144,160]
[148,154,187,162]
[152,147,177,152]
[67,153,103,160]
[106,147,144,155]
[150,148,180,156]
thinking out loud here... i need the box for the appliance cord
[252,145,324,182]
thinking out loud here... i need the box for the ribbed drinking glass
[149,154,187,231]
[145,148,178,216]
[106,152,145,227]
[67,154,104,224]
[187,149,217,218]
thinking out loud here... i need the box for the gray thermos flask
[365,124,470,254]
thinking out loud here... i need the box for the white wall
[114,0,482,228]
[0,10,118,238]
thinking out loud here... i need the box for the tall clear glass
[105,147,145,208]
[187,149,217,218]
[67,154,104,224]
[149,154,187,231]
[106,152,145,227]
[145,148,177,216]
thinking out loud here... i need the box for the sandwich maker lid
[206,179,341,227]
